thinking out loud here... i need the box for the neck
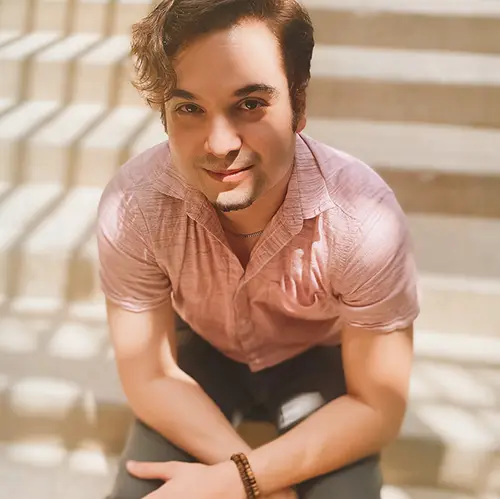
[218,166,292,236]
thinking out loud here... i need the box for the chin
[212,189,257,213]
[215,199,255,213]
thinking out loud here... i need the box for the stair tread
[35,33,102,62]
[0,98,13,114]
[29,103,106,147]
[78,35,130,65]
[0,184,63,249]
[130,117,166,156]
[305,119,500,176]
[0,32,61,59]
[80,105,151,149]
[0,101,60,139]
[0,31,20,46]
[312,45,500,86]
[21,188,103,252]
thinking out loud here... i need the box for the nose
[205,116,242,158]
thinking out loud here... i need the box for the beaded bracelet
[230,452,261,498]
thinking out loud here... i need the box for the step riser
[2,254,102,305]
[310,9,500,54]
[0,0,33,32]
[380,169,500,219]
[308,79,500,128]
[33,0,72,34]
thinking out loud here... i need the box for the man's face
[165,20,306,212]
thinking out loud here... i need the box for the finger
[126,460,174,480]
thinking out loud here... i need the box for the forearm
[128,368,252,465]
[245,394,400,494]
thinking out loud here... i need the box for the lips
[205,165,253,183]
[211,166,251,176]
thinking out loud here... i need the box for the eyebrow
[234,84,279,98]
[170,83,279,101]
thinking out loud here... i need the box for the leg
[296,454,382,499]
[255,346,382,499]
[107,329,252,499]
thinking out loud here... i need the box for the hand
[127,460,298,499]
[127,460,245,499]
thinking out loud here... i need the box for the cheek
[167,124,204,162]
[243,117,294,163]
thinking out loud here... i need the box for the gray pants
[108,329,383,499]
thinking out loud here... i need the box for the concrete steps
[0,0,499,496]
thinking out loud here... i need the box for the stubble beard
[211,172,265,213]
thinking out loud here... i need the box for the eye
[176,103,204,115]
[238,99,266,111]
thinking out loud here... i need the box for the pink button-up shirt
[97,134,419,371]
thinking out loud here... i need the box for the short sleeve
[338,193,420,332]
[96,181,172,313]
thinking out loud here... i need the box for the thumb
[126,460,174,480]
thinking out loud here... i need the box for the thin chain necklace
[226,228,264,239]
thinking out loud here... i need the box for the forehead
[173,20,288,97]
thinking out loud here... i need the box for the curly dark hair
[130,0,314,130]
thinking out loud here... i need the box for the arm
[106,298,253,465]
[241,323,413,494]
[219,190,420,494]
[96,181,252,466]
[100,191,297,499]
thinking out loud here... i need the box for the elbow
[378,403,408,446]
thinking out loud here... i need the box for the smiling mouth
[206,165,253,182]
[211,166,251,176]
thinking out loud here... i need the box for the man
[96,1,420,498]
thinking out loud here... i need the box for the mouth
[205,165,253,183]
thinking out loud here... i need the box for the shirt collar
[153,133,335,224]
